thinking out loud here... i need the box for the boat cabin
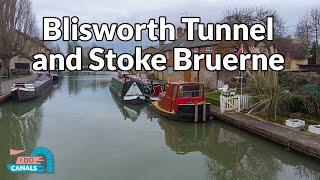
[159,82,205,112]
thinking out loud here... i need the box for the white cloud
[32,0,319,27]
[31,0,320,52]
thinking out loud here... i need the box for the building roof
[152,30,218,55]
[163,30,217,52]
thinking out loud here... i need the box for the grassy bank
[205,91,220,105]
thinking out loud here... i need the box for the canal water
[0,73,319,180]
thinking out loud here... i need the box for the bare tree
[222,7,285,38]
[221,7,285,57]
[0,0,38,77]
[296,9,320,64]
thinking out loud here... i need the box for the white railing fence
[220,94,251,113]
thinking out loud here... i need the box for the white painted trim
[126,82,143,96]
[11,87,35,92]
[123,95,145,101]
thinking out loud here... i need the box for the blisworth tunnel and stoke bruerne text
[32,47,285,72]
[43,17,274,42]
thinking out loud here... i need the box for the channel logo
[7,147,54,173]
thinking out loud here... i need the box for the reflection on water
[67,72,112,95]
[0,73,319,180]
[159,119,320,179]
[111,93,147,122]
[0,82,58,180]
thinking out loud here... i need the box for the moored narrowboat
[128,74,165,101]
[152,82,211,122]
[50,71,61,81]
[110,72,146,104]
[11,73,53,101]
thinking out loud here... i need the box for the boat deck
[152,101,175,115]
[0,75,37,103]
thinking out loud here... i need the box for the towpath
[211,105,320,160]
[0,75,37,102]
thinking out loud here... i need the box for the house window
[205,47,212,52]
[15,63,30,70]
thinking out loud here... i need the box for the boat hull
[152,101,211,122]
[52,75,59,81]
[11,89,37,101]
[110,77,146,105]
[11,77,53,102]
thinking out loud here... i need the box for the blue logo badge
[7,147,54,173]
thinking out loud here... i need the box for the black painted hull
[109,86,145,105]
[11,90,37,101]
[11,78,53,102]
[52,75,59,81]
[152,102,211,122]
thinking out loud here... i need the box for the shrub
[282,93,306,113]
[302,84,320,96]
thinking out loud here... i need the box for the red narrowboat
[152,82,211,122]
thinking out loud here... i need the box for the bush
[282,93,306,113]
[302,84,320,96]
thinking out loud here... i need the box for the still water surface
[0,73,319,180]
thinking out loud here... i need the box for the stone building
[0,31,51,75]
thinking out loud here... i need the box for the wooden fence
[220,94,251,113]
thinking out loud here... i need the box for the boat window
[179,85,201,98]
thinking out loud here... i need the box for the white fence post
[220,95,224,113]
[220,94,251,113]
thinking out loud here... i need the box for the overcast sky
[31,0,320,52]
[32,0,319,29]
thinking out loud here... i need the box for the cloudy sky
[31,0,320,52]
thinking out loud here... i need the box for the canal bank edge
[210,105,320,161]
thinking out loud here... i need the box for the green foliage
[282,93,306,113]
[206,91,221,105]
[246,71,286,118]
[302,84,320,96]
[299,125,308,132]
[279,73,308,91]
[278,73,320,117]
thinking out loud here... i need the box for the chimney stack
[176,27,184,38]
